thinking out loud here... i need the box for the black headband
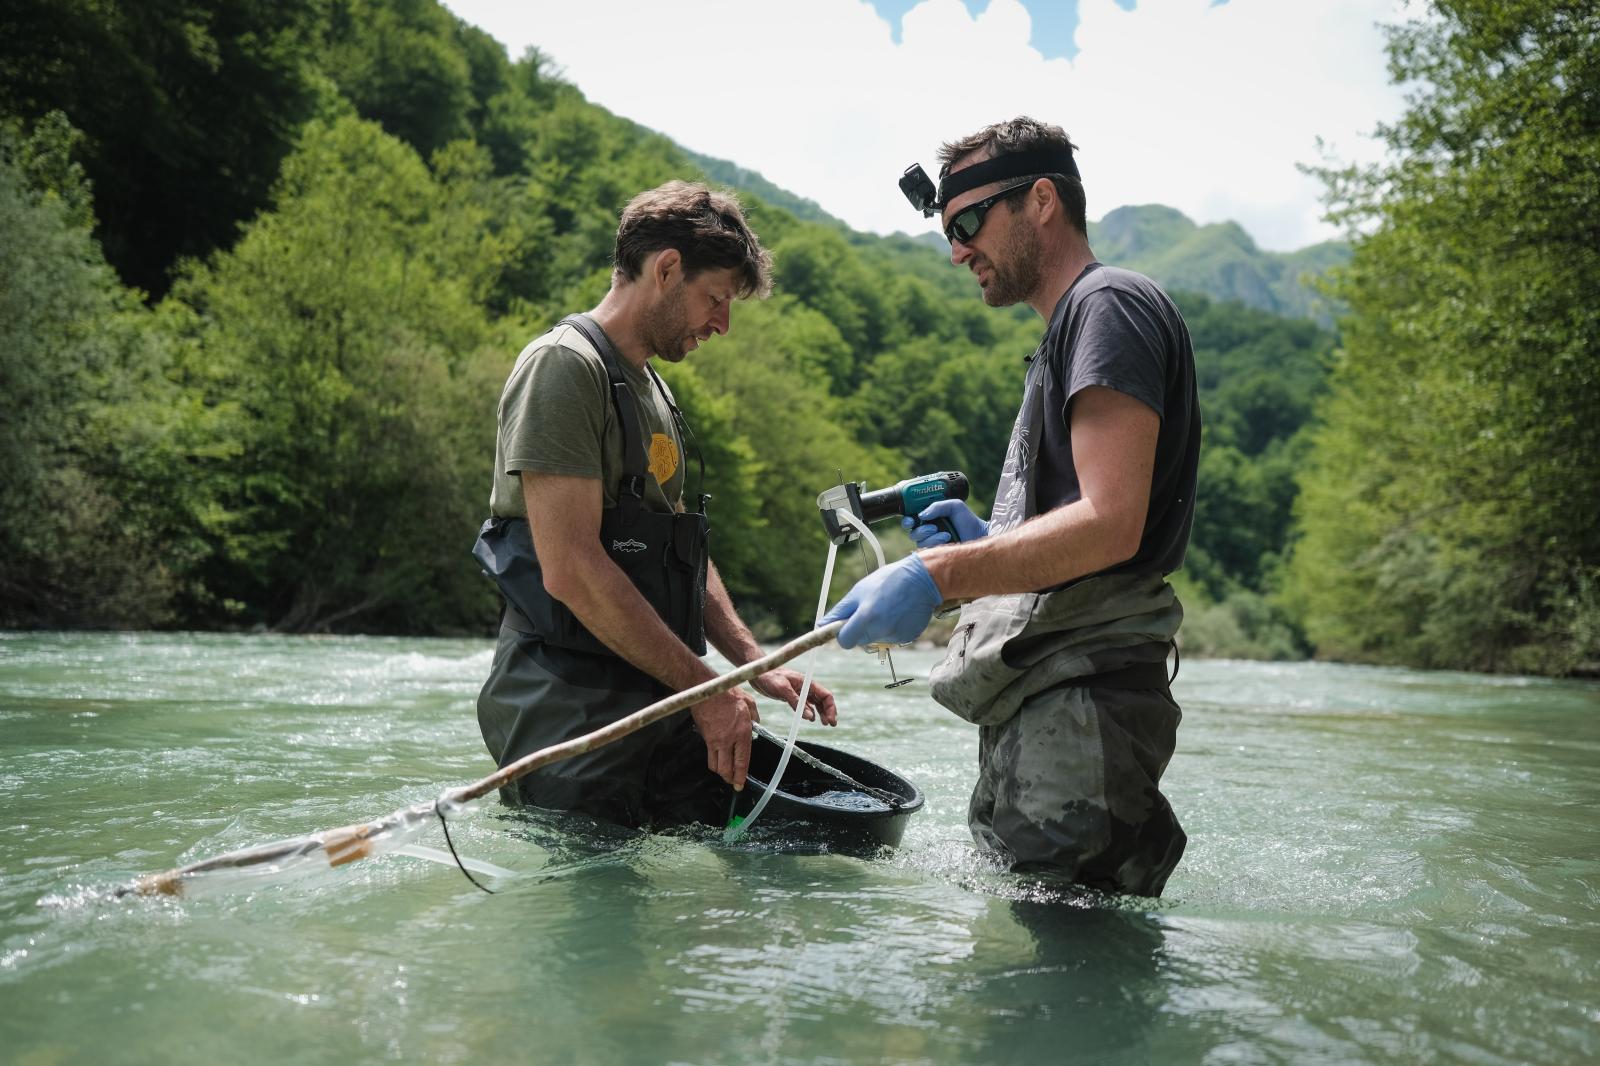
[937,147,1080,205]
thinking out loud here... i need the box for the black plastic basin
[732,732,924,852]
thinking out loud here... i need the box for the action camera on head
[899,164,940,217]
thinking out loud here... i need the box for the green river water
[1,631,1597,1065]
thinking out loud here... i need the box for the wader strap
[562,314,650,527]
[645,362,707,511]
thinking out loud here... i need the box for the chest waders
[932,342,1188,896]
[472,314,709,656]
[471,317,724,827]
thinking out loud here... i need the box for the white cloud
[444,0,1407,250]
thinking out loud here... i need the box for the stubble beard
[979,214,1044,308]
[643,284,692,362]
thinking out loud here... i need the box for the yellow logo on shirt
[649,433,679,485]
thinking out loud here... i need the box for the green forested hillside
[1089,205,1348,324]
[0,0,1029,635]
[797,200,1345,323]
[679,147,847,229]
[3,0,1591,674]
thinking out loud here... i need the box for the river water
[2,631,1596,1064]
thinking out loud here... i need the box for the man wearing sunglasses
[823,117,1200,897]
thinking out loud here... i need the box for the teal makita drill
[817,471,971,546]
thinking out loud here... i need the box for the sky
[443,0,1410,251]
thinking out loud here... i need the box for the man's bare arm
[922,386,1159,600]
[704,560,763,666]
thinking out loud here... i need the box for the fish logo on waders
[612,539,647,553]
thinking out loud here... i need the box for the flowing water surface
[1,631,1597,1064]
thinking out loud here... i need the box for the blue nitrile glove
[900,498,989,548]
[820,554,942,649]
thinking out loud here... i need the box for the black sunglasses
[943,180,1036,245]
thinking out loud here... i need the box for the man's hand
[691,688,760,790]
[902,499,989,547]
[820,554,943,649]
[752,668,838,726]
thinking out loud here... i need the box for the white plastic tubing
[724,509,884,841]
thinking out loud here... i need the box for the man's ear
[1029,177,1058,225]
[651,248,682,291]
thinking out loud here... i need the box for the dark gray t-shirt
[988,263,1199,581]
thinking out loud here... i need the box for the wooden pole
[118,622,844,898]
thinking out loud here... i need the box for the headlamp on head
[898,146,1081,219]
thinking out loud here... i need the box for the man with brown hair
[475,180,835,828]
[824,118,1200,895]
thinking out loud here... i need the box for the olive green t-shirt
[490,319,686,518]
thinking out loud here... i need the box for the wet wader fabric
[932,572,1187,896]
[473,314,720,828]
[477,609,729,827]
[964,668,1185,897]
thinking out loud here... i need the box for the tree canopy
[1286,0,1599,673]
